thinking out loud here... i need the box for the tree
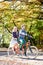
[0,1,43,48]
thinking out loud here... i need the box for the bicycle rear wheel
[26,46,38,59]
[7,47,15,57]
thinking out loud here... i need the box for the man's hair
[21,24,25,28]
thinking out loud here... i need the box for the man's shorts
[19,39,26,50]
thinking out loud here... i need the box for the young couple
[10,24,32,55]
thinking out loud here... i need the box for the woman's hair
[12,26,17,32]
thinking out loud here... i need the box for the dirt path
[0,54,43,65]
[0,48,43,65]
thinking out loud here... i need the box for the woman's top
[12,32,19,38]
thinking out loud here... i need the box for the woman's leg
[22,45,25,55]
[14,43,20,54]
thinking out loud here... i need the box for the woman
[10,26,20,54]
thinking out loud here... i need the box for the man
[19,24,32,55]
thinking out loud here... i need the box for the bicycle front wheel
[26,46,38,59]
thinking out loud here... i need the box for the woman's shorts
[9,37,18,48]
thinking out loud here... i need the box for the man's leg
[29,45,33,53]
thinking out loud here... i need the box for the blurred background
[0,0,43,50]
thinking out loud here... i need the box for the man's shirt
[19,29,27,39]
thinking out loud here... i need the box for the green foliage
[0,1,43,48]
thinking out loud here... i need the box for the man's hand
[30,36,33,38]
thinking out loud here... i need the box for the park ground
[0,48,43,65]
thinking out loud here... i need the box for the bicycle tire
[26,46,38,59]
